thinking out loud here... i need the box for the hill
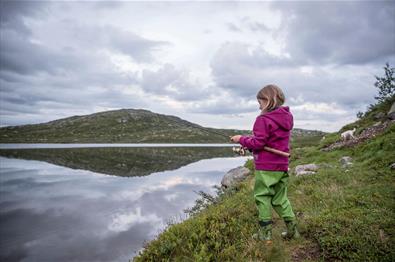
[132,98,394,261]
[0,108,323,143]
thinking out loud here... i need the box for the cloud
[210,41,387,107]
[272,1,395,65]
[61,22,168,63]
[140,63,211,101]
[0,1,49,35]
[0,1,394,131]
[0,4,170,126]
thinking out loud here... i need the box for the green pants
[254,170,296,222]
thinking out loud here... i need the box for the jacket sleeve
[239,117,270,150]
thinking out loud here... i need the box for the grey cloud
[0,30,78,75]
[226,22,242,32]
[0,1,49,35]
[64,23,169,63]
[0,14,167,126]
[140,64,211,101]
[210,42,294,96]
[210,41,391,114]
[240,16,271,32]
[1,14,168,76]
[0,74,145,126]
[0,56,143,126]
[227,16,271,34]
[92,1,124,9]
[187,97,257,115]
[272,1,395,65]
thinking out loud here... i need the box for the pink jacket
[239,106,293,171]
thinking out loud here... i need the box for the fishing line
[164,116,234,140]
[162,115,290,157]
[163,115,249,155]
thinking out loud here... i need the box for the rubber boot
[253,221,273,245]
[281,219,300,240]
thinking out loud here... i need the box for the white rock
[340,156,353,168]
[294,164,319,177]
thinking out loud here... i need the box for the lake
[0,144,249,261]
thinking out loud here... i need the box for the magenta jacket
[239,106,293,171]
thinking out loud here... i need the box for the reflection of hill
[0,147,235,177]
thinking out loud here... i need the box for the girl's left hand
[230,135,242,143]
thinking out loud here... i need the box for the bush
[374,63,395,104]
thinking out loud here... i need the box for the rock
[296,170,317,176]
[221,166,251,188]
[388,102,395,120]
[373,112,385,120]
[294,164,319,177]
[390,163,395,170]
[340,156,353,168]
[116,118,128,123]
[322,120,394,152]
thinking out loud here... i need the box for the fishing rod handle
[263,146,290,158]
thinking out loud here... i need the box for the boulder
[340,156,353,168]
[221,166,251,188]
[390,163,395,170]
[294,163,319,177]
[373,112,385,120]
[388,102,395,120]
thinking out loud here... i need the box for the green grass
[0,108,323,144]
[132,120,395,261]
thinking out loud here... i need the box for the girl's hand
[230,135,242,143]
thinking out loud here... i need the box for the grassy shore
[132,100,394,261]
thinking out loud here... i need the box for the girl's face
[258,98,268,111]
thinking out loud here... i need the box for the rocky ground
[321,119,394,151]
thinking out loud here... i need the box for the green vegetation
[0,109,246,143]
[0,108,322,143]
[132,99,394,261]
[357,62,394,120]
[373,63,394,104]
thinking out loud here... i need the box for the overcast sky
[1,1,394,132]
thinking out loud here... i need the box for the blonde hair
[256,84,285,112]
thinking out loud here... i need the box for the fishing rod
[165,116,290,158]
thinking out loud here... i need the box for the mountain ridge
[0,108,325,143]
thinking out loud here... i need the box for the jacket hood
[261,106,293,131]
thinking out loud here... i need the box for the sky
[0,1,394,132]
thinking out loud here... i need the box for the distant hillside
[0,109,324,143]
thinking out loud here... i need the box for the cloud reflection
[0,155,247,261]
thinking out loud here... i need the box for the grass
[0,108,323,143]
[0,109,241,143]
[132,116,395,261]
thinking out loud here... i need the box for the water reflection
[0,148,248,262]
[0,147,234,177]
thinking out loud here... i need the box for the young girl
[231,84,300,245]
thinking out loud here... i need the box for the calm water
[0,145,248,261]
[0,143,237,149]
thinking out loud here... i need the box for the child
[231,84,300,245]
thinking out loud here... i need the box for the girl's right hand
[230,135,241,143]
